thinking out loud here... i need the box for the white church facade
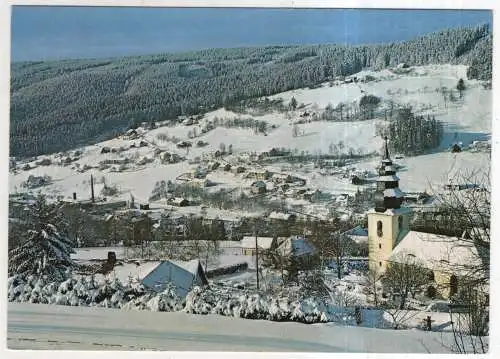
[367,138,482,299]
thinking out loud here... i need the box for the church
[367,138,482,299]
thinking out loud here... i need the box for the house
[271,173,293,184]
[182,117,194,126]
[275,236,315,258]
[192,167,207,179]
[177,141,192,149]
[291,176,307,186]
[303,189,322,201]
[141,259,208,297]
[269,211,296,222]
[190,178,211,188]
[342,226,369,244]
[169,197,189,207]
[251,181,267,194]
[247,170,272,180]
[240,236,276,256]
[368,138,486,299]
[231,166,246,174]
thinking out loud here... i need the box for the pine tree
[8,195,75,280]
[456,78,466,98]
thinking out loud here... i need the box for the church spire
[374,136,404,212]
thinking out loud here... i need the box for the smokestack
[73,192,77,200]
[91,174,95,203]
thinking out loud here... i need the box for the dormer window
[377,221,383,237]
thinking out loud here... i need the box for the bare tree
[434,170,490,354]
[381,304,421,330]
[308,220,352,279]
[449,284,488,353]
[381,254,430,309]
[364,267,383,307]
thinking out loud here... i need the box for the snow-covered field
[8,302,478,352]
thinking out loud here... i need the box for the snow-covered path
[8,303,460,352]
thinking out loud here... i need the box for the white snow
[8,302,482,352]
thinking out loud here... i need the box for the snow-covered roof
[389,231,482,276]
[251,181,266,187]
[343,226,368,237]
[240,236,275,250]
[269,211,295,220]
[377,175,400,181]
[141,259,208,297]
[383,188,405,198]
[171,197,188,204]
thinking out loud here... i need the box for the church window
[379,243,382,249]
[377,221,383,237]
[450,275,458,297]
[379,261,382,267]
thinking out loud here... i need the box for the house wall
[243,248,256,256]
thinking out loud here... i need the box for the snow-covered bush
[183,284,354,324]
[8,272,358,326]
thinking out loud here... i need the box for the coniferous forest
[10,24,491,158]
[388,107,444,156]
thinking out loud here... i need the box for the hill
[10,24,491,158]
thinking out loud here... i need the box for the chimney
[73,192,77,200]
[90,174,95,203]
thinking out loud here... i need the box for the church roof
[389,231,482,276]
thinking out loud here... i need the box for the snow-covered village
[6,6,493,355]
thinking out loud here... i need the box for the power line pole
[254,221,259,291]
[90,174,95,203]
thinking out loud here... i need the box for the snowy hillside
[9,64,491,204]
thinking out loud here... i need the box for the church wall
[368,212,397,273]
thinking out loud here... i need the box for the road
[8,302,457,352]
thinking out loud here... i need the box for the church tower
[368,137,412,273]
